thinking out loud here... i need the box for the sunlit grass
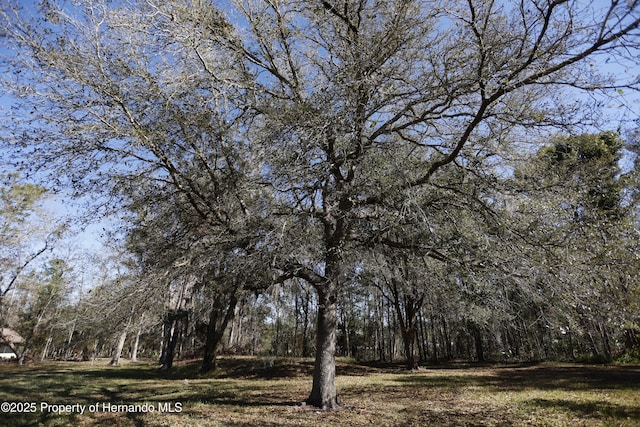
[0,358,638,426]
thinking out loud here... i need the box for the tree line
[1,0,639,409]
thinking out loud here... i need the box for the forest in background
[2,131,639,371]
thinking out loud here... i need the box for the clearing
[0,357,638,426]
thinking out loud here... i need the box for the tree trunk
[305,185,348,409]
[41,328,54,362]
[441,315,452,360]
[400,326,417,370]
[82,346,90,361]
[624,328,639,350]
[470,322,484,362]
[341,309,350,358]
[375,289,385,361]
[430,314,438,361]
[109,328,128,366]
[418,310,429,363]
[200,293,238,374]
[17,347,29,365]
[131,327,141,361]
[160,317,178,370]
[301,284,311,358]
[306,284,339,409]
[598,321,612,361]
[390,280,423,371]
[90,339,99,363]
[64,319,76,361]
[387,301,395,362]
[17,308,48,365]
[395,300,418,370]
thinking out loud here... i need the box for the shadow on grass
[394,364,640,392]
[201,357,386,379]
[2,359,640,426]
[212,357,315,379]
[493,364,640,390]
[526,398,640,421]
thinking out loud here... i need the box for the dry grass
[0,357,638,426]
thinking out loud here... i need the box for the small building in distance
[0,328,24,359]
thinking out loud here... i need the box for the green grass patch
[0,358,638,426]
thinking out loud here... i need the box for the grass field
[0,357,638,426]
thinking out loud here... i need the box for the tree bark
[160,313,180,371]
[131,327,141,361]
[301,284,311,358]
[418,310,429,362]
[389,278,423,371]
[400,325,418,370]
[17,348,29,365]
[41,328,53,362]
[109,329,128,366]
[430,314,438,361]
[64,319,76,361]
[200,292,238,374]
[306,283,339,409]
[469,322,484,362]
[624,328,639,351]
